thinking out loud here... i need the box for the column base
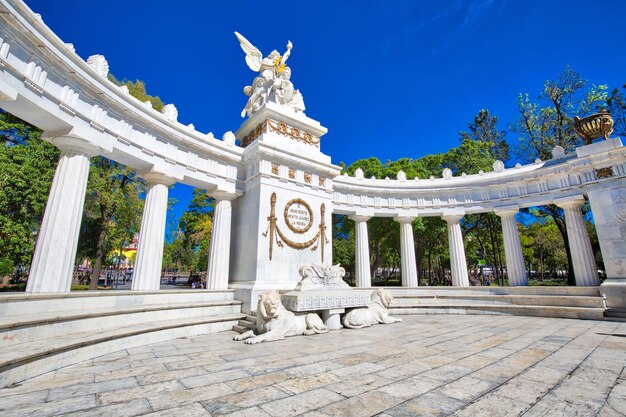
[600,278,626,309]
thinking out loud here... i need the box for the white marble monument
[229,33,342,312]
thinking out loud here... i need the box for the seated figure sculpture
[342,288,402,329]
[233,291,328,344]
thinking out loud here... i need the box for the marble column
[588,183,626,308]
[132,172,175,291]
[206,192,237,290]
[496,209,528,286]
[557,198,599,286]
[397,216,418,287]
[350,215,372,288]
[443,215,470,287]
[27,136,99,293]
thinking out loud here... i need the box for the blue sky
[26,0,626,231]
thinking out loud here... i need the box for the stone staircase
[385,286,607,320]
[0,290,244,388]
[233,312,257,334]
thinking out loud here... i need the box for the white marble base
[576,137,623,158]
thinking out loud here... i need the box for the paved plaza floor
[0,315,625,416]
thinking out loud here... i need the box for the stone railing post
[27,136,99,293]
[557,197,599,286]
[349,215,372,288]
[206,191,237,290]
[131,171,175,291]
[496,209,528,286]
[396,216,418,287]
[443,214,470,287]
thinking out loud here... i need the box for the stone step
[385,286,601,297]
[388,304,605,320]
[236,319,256,328]
[0,300,243,347]
[0,289,236,318]
[0,313,245,388]
[391,294,605,308]
[232,325,249,334]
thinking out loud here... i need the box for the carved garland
[240,119,320,148]
[263,192,328,262]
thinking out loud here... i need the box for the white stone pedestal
[281,289,372,330]
[588,184,626,309]
[229,102,342,312]
[579,137,625,308]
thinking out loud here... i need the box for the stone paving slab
[0,315,624,416]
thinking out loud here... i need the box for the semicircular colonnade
[0,0,625,313]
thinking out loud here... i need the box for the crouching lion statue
[233,291,329,344]
[342,288,402,329]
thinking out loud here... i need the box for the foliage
[77,157,144,289]
[108,74,164,111]
[512,67,608,162]
[459,109,509,162]
[0,110,59,272]
[606,83,626,137]
[519,217,568,280]
[163,189,214,272]
[0,258,13,275]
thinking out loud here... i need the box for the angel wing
[235,32,262,72]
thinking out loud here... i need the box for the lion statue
[233,291,329,344]
[342,288,402,329]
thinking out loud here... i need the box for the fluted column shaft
[350,215,371,288]
[444,215,470,287]
[497,210,528,286]
[27,137,98,293]
[206,192,236,289]
[397,217,418,287]
[558,198,599,286]
[132,173,174,291]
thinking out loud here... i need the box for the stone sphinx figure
[235,32,306,117]
[342,288,402,329]
[233,291,328,344]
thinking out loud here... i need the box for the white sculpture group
[234,287,402,344]
[235,32,306,118]
[234,291,328,344]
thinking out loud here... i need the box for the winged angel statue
[235,32,306,118]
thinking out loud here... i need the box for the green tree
[0,110,59,273]
[79,157,144,290]
[164,189,214,274]
[108,74,164,111]
[513,68,608,285]
[459,109,509,162]
[606,83,626,137]
[332,214,355,284]
[513,67,608,162]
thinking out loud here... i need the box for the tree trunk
[89,221,108,290]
